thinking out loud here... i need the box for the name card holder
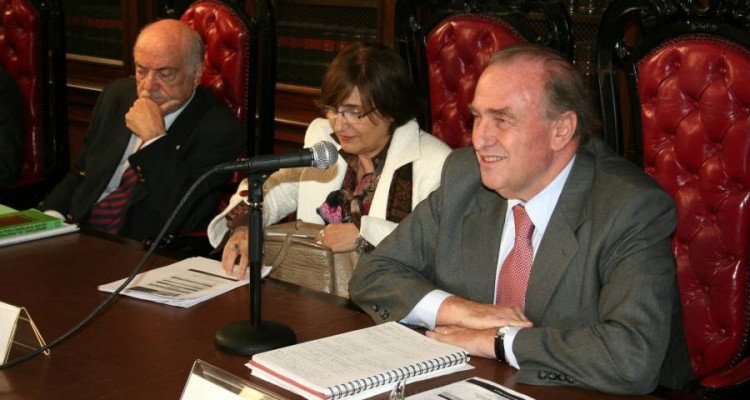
[0,301,48,363]
[180,359,287,400]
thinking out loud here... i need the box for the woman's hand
[316,222,359,252]
[221,226,250,279]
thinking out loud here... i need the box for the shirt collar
[508,155,576,236]
[163,90,196,131]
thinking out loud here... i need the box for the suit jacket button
[538,371,548,379]
[371,304,379,312]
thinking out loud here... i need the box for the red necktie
[86,164,139,234]
[496,204,535,309]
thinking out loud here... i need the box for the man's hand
[437,296,533,330]
[316,222,358,253]
[221,226,250,279]
[125,97,178,142]
[426,326,497,359]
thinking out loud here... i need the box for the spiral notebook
[246,322,473,400]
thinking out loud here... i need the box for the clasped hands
[426,296,533,360]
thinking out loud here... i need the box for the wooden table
[0,231,668,399]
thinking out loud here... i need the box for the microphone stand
[215,173,296,355]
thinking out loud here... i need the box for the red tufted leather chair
[0,0,67,204]
[176,0,276,157]
[598,0,750,394]
[160,0,275,254]
[396,0,572,149]
[179,0,256,152]
[179,0,256,236]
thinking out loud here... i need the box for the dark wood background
[63,0,607,164]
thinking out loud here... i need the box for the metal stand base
[215,320,296,356]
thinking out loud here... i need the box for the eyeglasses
[322,105,376,123]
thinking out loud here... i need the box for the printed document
[99,257,269,308]
[407,377,534,400]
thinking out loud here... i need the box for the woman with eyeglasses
[208,42,452,279]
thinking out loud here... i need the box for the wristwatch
[356,236,374,253]
[494,326,511,363]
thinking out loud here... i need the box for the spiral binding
[327,351,469,399]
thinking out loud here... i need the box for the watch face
[496,326,511,338]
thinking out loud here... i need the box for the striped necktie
[496,204,535,309]
[86,164,139,235]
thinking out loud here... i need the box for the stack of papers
[99,257,270,308]
[408,377,534,399]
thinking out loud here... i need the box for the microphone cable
[0,166,224,370]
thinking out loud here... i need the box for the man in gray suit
[349,44,694,394]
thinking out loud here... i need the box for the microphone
[213,141,338,173]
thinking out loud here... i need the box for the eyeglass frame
[321,105,377,123]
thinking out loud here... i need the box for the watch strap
[494,332,506,362]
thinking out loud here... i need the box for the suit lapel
[525,150,594,320]
[166,88,209,144]
[128,88,210,205]
[98,85,138,179]
[463,187,506,303]
[107,123,134,170]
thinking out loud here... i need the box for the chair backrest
[0,0,67,188]
[396,0,572,149]
[179,0,256,146]
[178,0,257,218]
[178,0,277,153]
[598,0,750,389]
[169,1,276,253]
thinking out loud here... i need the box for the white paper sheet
[407,377,534,400]
[98,257,269,308]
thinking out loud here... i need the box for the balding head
[135,19,205,76]
[133,19,205,114]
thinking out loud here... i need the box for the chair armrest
[701,356,750,389]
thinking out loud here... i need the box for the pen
[188,268,239,282]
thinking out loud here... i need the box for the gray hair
[488,43,599,141]
[184,27,205,75]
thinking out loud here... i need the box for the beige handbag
[263,220,359,298]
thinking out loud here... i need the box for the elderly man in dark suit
[40,19,245,241]
[349,44,694,394]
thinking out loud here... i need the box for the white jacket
[208,118,451,247]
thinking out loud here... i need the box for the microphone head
[310,141,339,169]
